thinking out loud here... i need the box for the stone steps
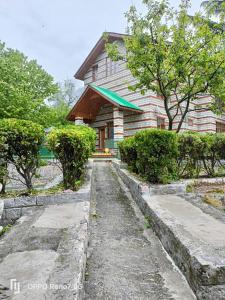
[112,160,225,299]
[92,152,114,158]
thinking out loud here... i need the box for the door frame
[99,127,105,149]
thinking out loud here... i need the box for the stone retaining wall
[0,161,93,227]
[112,159,225,299]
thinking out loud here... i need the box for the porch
[67,84,142,153]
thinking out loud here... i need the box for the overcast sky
[0,0,202,86]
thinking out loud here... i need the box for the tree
[0,42,58,127]
[106,0,225,132]
[60,79,79,107]
[48,79,79,126]
[47,125,96,190]
[0,135,8,194]
[201,0,225,15]
[0,119,44,191]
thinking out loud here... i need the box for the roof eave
[89,85,142,113]
[74,32,128,81]
[66,84,143,121]
[66,86,89,121]
[120,106,143,113]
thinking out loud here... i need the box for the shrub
[118,137,137,172]
[47,125,96,190]
[0,119,44,190]
[177,132,204,178]
[0,135,8,194]
[216,133,225,160]
[177,132,225,178]
[119,129,178,183]
[134,129,178,183]
[200,133,225,176]
[119,129,225,182]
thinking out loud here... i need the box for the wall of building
[83,40,225,136]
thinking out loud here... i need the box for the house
[67,32,225,152]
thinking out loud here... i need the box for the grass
[0,224,12,237]
[206,189,224,194]
[186,180,225,195]
[144,216,152,229]
[0,178,84,199]
[202,195,223,208]
[39,159,48,167]
[186,184,194,193]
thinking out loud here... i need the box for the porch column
[74,117,84,125]
[113,107,124,145]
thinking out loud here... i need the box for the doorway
[99,127,105,149]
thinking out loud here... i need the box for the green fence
[105,139,115,149]
[105,139,120,149]
[39,147,55,160]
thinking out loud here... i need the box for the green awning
[90,84,142,112]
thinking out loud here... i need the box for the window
[216,122,225,133]
[107,122,114,139]
[188,118,194,127]
[157,117,165,129]
[92,64,98,81]
[106,58,118,76]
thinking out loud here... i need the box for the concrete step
[92,152,114,158]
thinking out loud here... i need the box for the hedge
[119,129,178,183]
[177,132,225,178]
[177,132,204,178]
[118,136,137,173]
[119,129,225,183]
[47,125,96,190]
[0,119,44,191]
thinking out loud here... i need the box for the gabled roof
[91,85,142,112]
[75,32,127,81]
[67,84,142,122]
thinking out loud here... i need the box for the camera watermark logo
[10,279,20,295]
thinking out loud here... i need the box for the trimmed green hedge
[119,129,225,183]
[47,125,96,190]
[177,132,225,178]
[118,136,137,173]
[119,129,178,183]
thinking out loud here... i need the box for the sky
[0,0,202,87]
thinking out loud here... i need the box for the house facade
[67,32,225,152]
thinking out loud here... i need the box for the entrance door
[99,128,105,149]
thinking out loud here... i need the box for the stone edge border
[0,160,93,226]
[112,159,225,299]
[0,159,94,300]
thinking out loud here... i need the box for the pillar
[74,117,84,125]
[113,107,124,145]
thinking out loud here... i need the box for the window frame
[107,122,114,139]
[92,64,98,81]
[157,117,165,129]
[216,121,225,133]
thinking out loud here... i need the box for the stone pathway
[84,162,195,300]
[0,200,89,299]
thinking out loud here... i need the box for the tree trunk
[0,181,6,194]
[168,119,173,131]
[176,99,190,133]
[24,172,33,191]
[176,120,184,133]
